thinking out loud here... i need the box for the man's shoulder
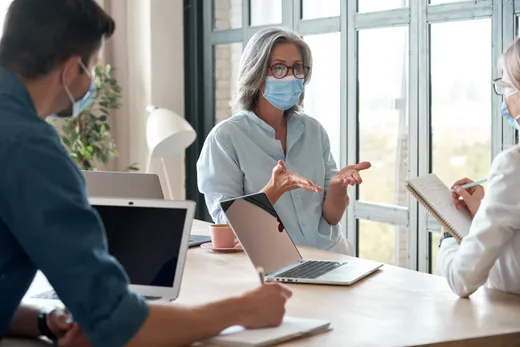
[0,102,58,145]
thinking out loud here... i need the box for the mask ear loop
[62,67,76,105]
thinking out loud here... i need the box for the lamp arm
[146,154,153,173]
[161,158,174,200]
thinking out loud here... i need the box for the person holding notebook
[436,37,520,297]
[197,27,371,255]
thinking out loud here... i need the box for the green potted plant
[53,64,137,171]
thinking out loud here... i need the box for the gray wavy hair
[234,27,313,113]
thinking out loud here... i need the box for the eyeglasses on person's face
[269,63,310,79]
[493,78,514,96]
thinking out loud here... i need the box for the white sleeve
[436,149,519,297]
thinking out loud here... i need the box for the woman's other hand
[330,161,372,187]
[451,177,485,218]
[261,160,322,204]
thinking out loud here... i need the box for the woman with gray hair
[197,27,371,254]
[436,36,520,297]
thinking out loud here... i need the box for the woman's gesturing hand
[261,160,322,204]
[330,161,372,187]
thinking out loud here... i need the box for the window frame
[184,0,519,273]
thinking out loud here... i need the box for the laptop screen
[93,204,187,288]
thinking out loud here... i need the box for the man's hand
[238,283,292,329]
[47,308,91,347]
[57,324,91,347]
[451,177,485,218]
[330,161,372,187]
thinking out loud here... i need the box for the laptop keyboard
[33,290,162,301]
[275,260,347,279]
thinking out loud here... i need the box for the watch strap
[38,310,58,342]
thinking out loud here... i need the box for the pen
[256,266,265,285]
[451,179,487,192]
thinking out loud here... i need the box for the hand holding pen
[451,178,486,218]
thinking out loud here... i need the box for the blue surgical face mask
[501,97,520,131]
[53,61,95,119]
[263,76,304,111]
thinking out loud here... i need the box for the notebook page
[201,316,331,347]
[408,174,472,238]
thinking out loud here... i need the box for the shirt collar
[243,110,304,136]
[243,110,305,155]
[0,65,38,115]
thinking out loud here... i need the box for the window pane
[214,43,242,124]
[358,27,409,206]
[213,0,242,30]
[302,0,340,19]
[431,20,491,196]
[358,220,397,265]
[250,0,282,26]
[430,19,491,271]
[430,232,441,275]
[430,0,468,4]
[303,32,341,166]
[358,0,408,13]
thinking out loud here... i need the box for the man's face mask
[53,61,95,119]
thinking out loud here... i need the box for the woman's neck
[254,98,285,131]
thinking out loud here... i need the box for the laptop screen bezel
[88,197,195,300]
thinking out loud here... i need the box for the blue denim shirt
[0,67,148,346]
[197,110,342,250]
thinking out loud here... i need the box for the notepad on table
[200,316,331,347]
[405,173,472,242]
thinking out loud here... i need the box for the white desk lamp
[146,105,197,199]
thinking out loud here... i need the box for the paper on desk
[200,316,331,347]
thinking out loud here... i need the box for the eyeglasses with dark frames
[492,78,513,96]
[269,63,310,79]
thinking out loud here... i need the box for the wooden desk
[3,220,520,347]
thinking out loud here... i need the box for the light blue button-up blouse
[197,110,342,250]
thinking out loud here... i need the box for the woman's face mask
[263,76,304,111]
[501,89,520,131]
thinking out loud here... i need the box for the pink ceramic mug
[209,224,238,249]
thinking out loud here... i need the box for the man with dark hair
[0,1,291,346]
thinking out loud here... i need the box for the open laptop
[220,192,383,285]
[28,197,195,303]
[81,170,210,247]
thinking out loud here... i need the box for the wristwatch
[439,231,453,247]
[37,310,58,343]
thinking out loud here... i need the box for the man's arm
[126,284,290,347]
[0,134,292,347]
[0,135,149,347]
[6,305,40,338]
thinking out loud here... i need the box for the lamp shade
[146,106,197,158]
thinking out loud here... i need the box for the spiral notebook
[200,316,331,347]
[405,173,472,242]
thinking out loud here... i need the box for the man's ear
[59,56,82,87]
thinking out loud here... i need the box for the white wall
[102,0,186,199]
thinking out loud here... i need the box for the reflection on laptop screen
[93,205,187,288]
